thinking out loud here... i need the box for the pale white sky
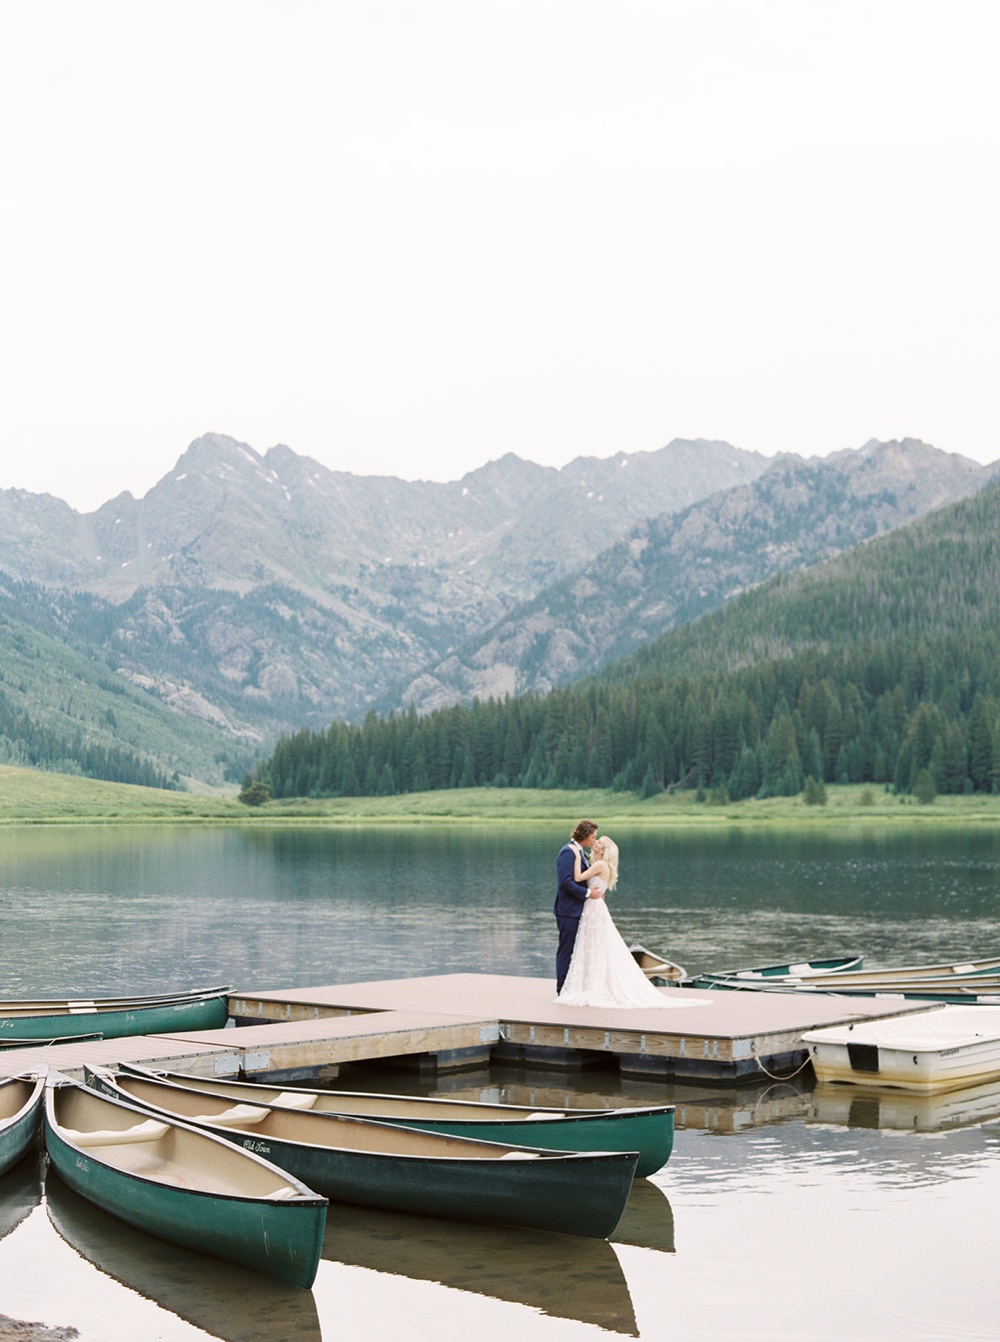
[2,1,998,513]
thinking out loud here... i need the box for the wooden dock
[0,974,941,1084]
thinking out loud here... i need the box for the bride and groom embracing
[553,819,675,1009]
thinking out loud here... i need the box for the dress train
[556,887,687,1009]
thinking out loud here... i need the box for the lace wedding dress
[556,880,683,1009]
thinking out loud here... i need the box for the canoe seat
[265,1186,305,1200]
[499,1151,541,1159]
[192,1103,269,1127]
[525,1112,562,1121]
[275,1091,317,1110]
[65,1119,170,1147]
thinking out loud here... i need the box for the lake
[2,822,1000,1341]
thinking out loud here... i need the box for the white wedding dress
[556,879,685,1009]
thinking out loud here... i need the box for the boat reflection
[612,1177,675,1253]
[44,1173,322,1342]
[405,1069,814,1136]
[809,1076,1000,1132]
[323,1202,640,1336]
[0,1155,42,1243]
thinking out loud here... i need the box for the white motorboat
[803,1005,1000,1093]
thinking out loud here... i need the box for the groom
[554,819,601,992]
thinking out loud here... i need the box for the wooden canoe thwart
[0,1074,45,1177]
[0,985,231,1041]
[120,1063,674,1178]
[87,1069,638,1240]
[45,1080,327,1289]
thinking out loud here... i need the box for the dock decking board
[0,974,941,1083]
[231,974,940,1082]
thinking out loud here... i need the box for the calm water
[2,822,1000,1341]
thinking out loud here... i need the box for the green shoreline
[2,764,999,827]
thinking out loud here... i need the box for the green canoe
[683,955,863,988]
[88,1069,638,1240]
[0,1074,45,1177]
[121,1063,674,1178]
[0,985,230,1041]
[45,1081,327,1290]
[46,1176,324,1342]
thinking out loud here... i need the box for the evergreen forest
[0,685,176,788]
[262,479,1000,802]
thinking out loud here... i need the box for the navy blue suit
[554,842,590,992]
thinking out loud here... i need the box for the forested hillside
[263,478,1000,801]
[0,579,252,786]
[394,438,988,713]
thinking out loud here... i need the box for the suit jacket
[554,842,590,919]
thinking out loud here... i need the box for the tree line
[0,688,177,789]
[262,630,1000,801]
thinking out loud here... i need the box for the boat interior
[102,1074,587,1160]
[50,1085,310,1198]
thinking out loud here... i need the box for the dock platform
[0,974,940,1084]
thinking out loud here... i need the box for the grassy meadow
[2,763,1000,827]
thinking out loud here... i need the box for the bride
[556,835,682,1009]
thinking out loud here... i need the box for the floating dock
[0,973,940,1084]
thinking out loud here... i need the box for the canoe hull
[629,945,688,983]
[0,994,228,1041]
[226,1135,636,1238]
[44,1086,326,1289]
[686,955,863,987]
[120,1065,674,1177]
[0,1076,45,1177]
[46,1178,324,1342]
[90,1073,637,1239]
[364,1108,673,1178]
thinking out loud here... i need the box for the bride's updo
[597,836,619,890]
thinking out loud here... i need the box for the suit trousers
[555,913,583,993]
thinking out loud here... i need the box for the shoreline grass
[2,763,999,828]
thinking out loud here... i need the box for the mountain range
[392,438,991,711]
[0,433,993,785]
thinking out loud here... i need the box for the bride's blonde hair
[596,836,619,890]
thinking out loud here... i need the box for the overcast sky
[2,1,998,512]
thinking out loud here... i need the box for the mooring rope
[751,1048,813,1082]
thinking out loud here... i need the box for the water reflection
[322,1200,639,1335]
[4,824,1000,997]
[4,823,1000,1340]
[809,1076,1000,1132]
[44,1174,323,1342]
[348,1062,816,1137]
[610,1179,675,1254]
[0,1156,42,1244]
